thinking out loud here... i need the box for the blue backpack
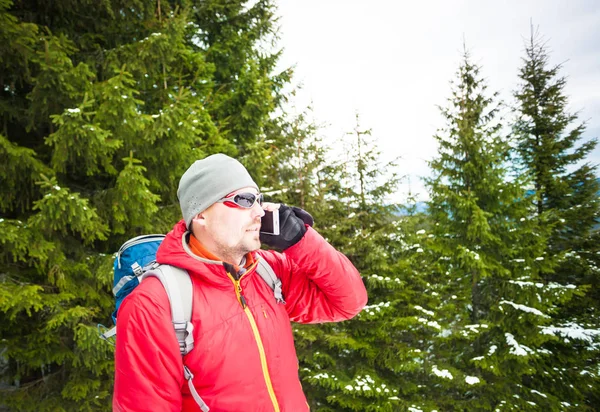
[100,234,284,412]
[111,234,165,323]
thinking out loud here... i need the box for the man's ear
[191,211,208,229]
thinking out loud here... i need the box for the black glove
[260,205,314,251]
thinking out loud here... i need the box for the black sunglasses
[216,192,264,209]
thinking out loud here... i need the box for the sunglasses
[216,192,264,209]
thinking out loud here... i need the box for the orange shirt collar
[188,234,255,270]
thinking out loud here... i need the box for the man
[113,154,368,411]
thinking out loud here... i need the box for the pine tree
[0,1,288,410]
[191,0,293,182]
[283,114,442,411]
[423,47,581,411]
[259,107,331,209]
[513,26,600,407]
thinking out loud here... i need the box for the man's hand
[260,204,314,251]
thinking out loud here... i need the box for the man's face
[198,186,265,261]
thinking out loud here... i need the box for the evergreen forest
[1,0,598,411]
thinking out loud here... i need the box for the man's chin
[241,239,261,253]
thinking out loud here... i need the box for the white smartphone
[260,209,280,235]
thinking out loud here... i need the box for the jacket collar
[156,220,258,287]
[188,234,255,272]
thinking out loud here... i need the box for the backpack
[99,234,285,412]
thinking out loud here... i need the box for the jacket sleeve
[113,278,184,412]
[264,226,368,323]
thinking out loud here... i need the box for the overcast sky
[274,0,600,202]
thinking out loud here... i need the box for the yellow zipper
[228,271,280,412]
[243,306,280,411]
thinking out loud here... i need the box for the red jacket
[113,220,367,411]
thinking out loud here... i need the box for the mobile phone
[260,209,280,235]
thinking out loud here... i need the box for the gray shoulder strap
[141,265,209,411]
[141,265,194,355]
[255,258,285,304]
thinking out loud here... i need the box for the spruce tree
[0,1,288,410]
[424,48,581,411]
[191,0,293,181]
[513,27,600,407]
[259,107,331,209]
[284,115,442,411]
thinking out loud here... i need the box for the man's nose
[252,202,265,218]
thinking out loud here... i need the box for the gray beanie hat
[178,154,258,228]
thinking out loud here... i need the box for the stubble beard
[217,236,261,265]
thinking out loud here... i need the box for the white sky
[274,0,600,202]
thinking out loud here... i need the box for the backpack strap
[113,258,280,412]
[99,325,117,340]
[141,265,209,412]
[255,257,285,304]
[184,366,210,412]
[141,264,194,356]
[100,263,193,344]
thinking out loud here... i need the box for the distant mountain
[393,178,599,220]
